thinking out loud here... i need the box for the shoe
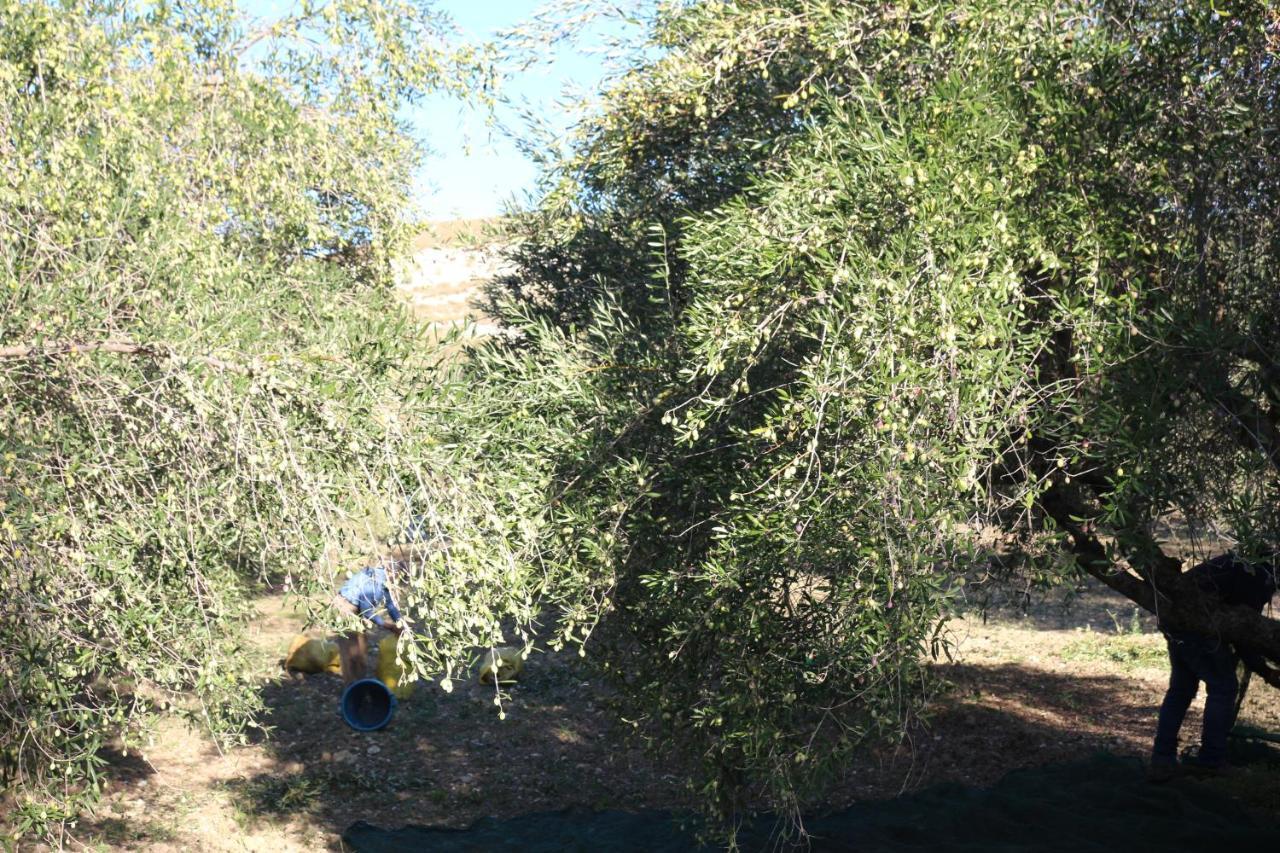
[1146,760,1177,784]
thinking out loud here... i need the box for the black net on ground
[343,752,1280,852]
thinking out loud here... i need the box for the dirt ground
[48,579,1279,852]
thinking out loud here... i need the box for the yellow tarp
[285,634,341,674]
[477,646,524,685]
[376,635,413,698]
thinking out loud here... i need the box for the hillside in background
[397,218,507,334]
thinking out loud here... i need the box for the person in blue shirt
[1148,551,1279,781]
[332,548,406,684]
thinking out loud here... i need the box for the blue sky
[240,1,633,221]
[411,3,626,221]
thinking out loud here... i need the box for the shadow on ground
[215,644,691,850]
[215,658,1280,851]
[344,749,1280,852]
[82,585,1280,850]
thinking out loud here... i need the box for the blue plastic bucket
[340,678,397,731]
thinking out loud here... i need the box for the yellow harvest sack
[376,635,413,698]
[285,634,341,674]
[476,646,524,685]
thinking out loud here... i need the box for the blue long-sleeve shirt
[338,566,402,628]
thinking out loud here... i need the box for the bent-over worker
[1149,552,1279,781]
[332,549,406,684]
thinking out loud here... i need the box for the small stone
[367,744,381,755]
[334,749,354,763]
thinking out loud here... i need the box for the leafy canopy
[473,0,1280,833]
[0,0,502,835]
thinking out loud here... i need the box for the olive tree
[0,0,504,837]
[471,0,1280,835]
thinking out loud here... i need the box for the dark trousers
[1152,631,1239,767]
[332,593,369,684]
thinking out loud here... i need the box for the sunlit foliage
[0,0,493,835]
[477,0,1280,836]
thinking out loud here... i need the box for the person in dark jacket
[1149,552,1279,781]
